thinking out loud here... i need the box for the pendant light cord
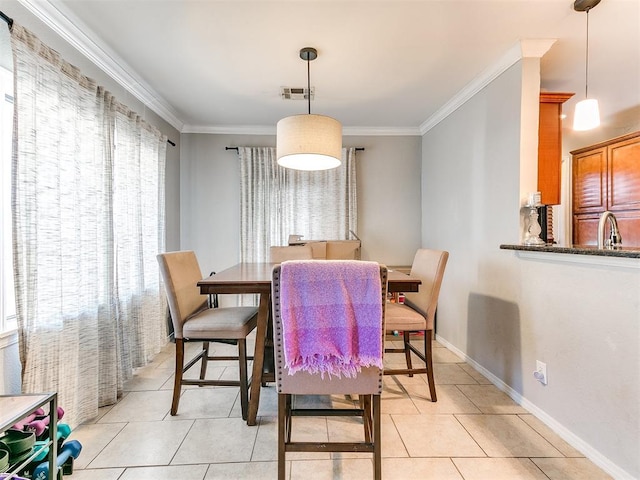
[307,56,311,114]
[584,8,590,99]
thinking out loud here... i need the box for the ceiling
[13,0,640,134]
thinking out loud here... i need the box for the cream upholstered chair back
[269,245,314,263]
[271,261,387,480]
[157,251,208,339]
[403,249,449,331]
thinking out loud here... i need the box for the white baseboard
[435,334,635,480]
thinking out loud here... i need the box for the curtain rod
[0,10,13,29]
[167,139,175,147]
[225,146,364,152]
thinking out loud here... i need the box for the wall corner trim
[419,39,556,136]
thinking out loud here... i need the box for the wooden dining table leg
[247,291,271,426]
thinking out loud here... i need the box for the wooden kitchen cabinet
[537,92,574,205]
[572,131,640,246]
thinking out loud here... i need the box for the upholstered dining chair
[269,244,314,262]
[384,248,449,402]
[157,251,258,418]
[271,261,388,480]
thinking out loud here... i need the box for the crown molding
[182,125,277,135]
[17,0,184,132]
[419,39,557,135]
[343,126,421,136]
[182,124,422,136]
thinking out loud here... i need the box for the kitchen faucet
[597,211,622,249]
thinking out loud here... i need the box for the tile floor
[67,337,613,479]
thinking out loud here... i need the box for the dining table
[197,262,421,426]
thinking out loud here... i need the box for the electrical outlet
[534,360,548,385]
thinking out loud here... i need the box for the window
[239,147,357,264]
[0,64,16,334]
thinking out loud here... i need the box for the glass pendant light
[573,0,601,131]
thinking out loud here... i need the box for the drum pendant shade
[277,114,342,171]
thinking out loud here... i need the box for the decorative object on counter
[276,47,342,171]
[572,0,601,131]
[524,192,546,246]
[536,205,554,244]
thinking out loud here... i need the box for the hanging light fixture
[277,47,342,171]
[573,0,601,131]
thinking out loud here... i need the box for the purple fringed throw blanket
[280,260,383,378]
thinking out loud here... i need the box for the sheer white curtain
[239,147,357,263]
[11,24,167,427]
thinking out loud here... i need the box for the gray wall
[179,133,422,276]
[422,59,640,479]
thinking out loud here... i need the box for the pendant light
[277,47,342,171]
[573,0,601,131]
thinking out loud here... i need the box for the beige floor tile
[382,458,463,480]
[68,422,126,469]
[203,461,279,479]
[532,457,614,479]
[288,416,331,460]
[459,364,493,385]
[433,347,464,363]
[405,384,482,414]
[119,464,209,479]
[251,416,278,461]
[154,355,176,371]
[65,468,125,479]
[160,365,227,390]
[89,420,193,468]
[379,413,409,458]
[163,386,239,420]
[171,418,258,464]
[326,415,370,453]
[434,363,479,385]
[289,458,376,480]
[457,384,528,414]
[326,413,408,460]
[97,390,174,423]
[452,458,549,479]
[456,414,563,458]
[381,378,420,415]
[71,399,120,425]
[518,414,584,457]
[391,414,485,457]
[123,365,173,391]
[255,384,279,417]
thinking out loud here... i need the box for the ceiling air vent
[281,86,315,100]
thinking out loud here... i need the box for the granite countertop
[500,244,640,259]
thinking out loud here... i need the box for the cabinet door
[538,93,573,205]
[615,210,640,246]
[572,147,607,214]
[573,213,599,246]
[608,136,640,212]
